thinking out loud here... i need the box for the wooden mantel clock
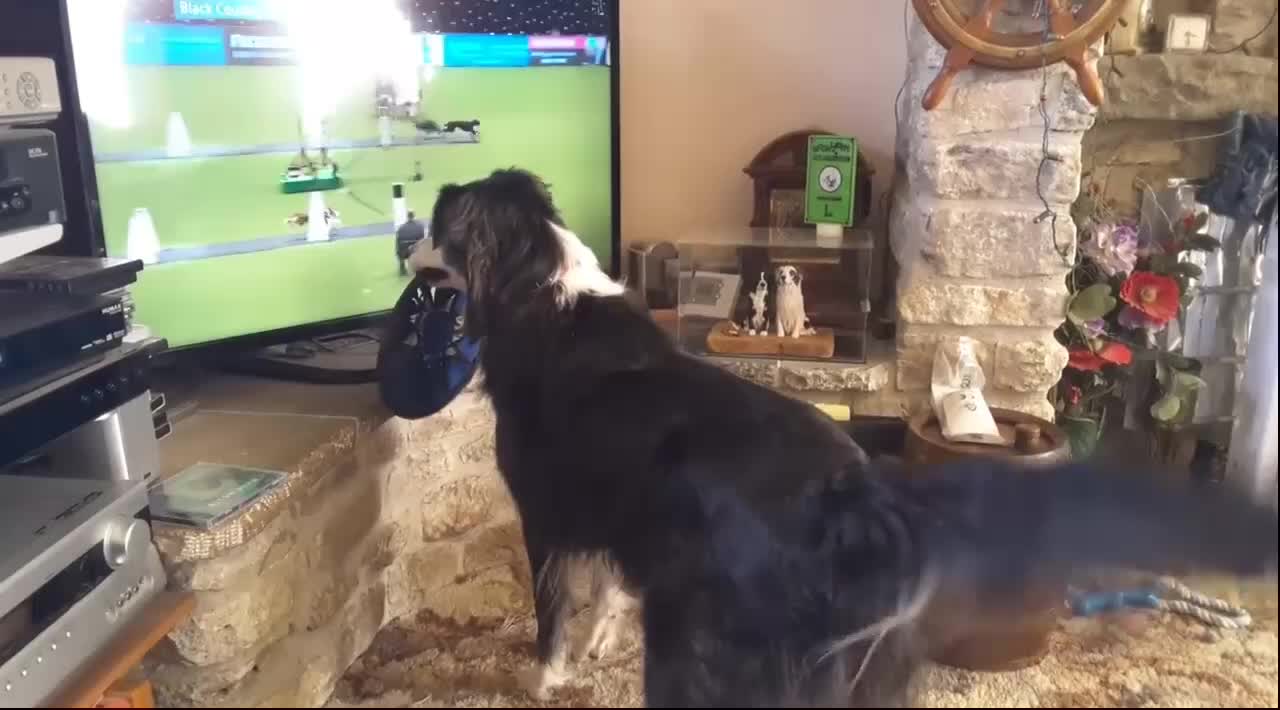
[912,0,1126,110]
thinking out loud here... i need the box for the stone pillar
[890,12,1098,422]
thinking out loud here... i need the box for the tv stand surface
[216,328,383,384]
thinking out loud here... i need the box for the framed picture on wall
[1165,14,1211,53]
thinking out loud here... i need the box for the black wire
[1208,4,1278,54]
[1034,14,1072,267]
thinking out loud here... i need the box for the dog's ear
[794,268,803,286]
[430,183,466,249]
[449,193,495,338]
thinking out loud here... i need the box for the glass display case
[675,227,874,363]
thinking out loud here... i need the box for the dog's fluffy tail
[885,459,1278,585]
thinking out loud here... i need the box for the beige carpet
[327,578,1277,708]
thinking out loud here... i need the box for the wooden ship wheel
[912,0,1126,110]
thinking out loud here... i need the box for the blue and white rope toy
[1067,576,1252,630]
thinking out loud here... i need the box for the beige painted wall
[619,0,910,245]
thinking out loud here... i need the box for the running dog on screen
[409,168,1279,707]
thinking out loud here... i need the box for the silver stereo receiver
[0,475,166,707]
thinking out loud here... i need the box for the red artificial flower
[1119,271,1180,325]
[1068,342,1133,372]
[1067,385,1083,406]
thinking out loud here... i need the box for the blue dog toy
[1067,577,1252,629]
[377,278,481,420]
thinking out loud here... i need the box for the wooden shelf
[42,591,195,709]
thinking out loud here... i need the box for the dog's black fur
[421,169,1279,707]
[443,119,481,137]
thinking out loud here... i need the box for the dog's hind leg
[518,543,572,700]
[578,557,633,661]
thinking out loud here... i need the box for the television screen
[62,0,616,348]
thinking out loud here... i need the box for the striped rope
[1067,576,1253,630]
[1153,576,1253,630]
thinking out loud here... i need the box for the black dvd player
[0,293,127,385]
[0,339,163,468]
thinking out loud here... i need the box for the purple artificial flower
[1081,318,1108,339]
[1118,305,1169,333]
[1082,222,1140,277]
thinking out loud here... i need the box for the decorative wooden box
[675,227,874,364]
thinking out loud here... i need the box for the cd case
[148,462,288,529]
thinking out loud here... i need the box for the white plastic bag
[930,337,1004,446]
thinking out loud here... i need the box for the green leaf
[1171,372,1207,395]
[1184,234,1221,252]
[1147,254,1177,274]
[1068,283,1117,323]
[1150,394,1182,422]
[1061,416,1102,460]
[1169,262,1204,280]
[1164,353,1196,371]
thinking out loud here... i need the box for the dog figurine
[773,264,814,338]
[746,272,768,335]
[408,169,1279,707]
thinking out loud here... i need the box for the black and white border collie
[410,169,1278,707]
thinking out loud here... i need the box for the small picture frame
[677,271,741,320]
[1164,13,1211,54]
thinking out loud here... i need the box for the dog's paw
[517,663,568,700]
[586,625,619,661]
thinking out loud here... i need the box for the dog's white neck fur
[549,221,625,307]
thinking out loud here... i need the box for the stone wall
[144,388,517,708]
[886,12,1094,421]
[1085,0,1279,217]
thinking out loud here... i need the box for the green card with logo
[804,135,858,227]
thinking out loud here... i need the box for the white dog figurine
[747,272,769,335]
[773,265,815,338]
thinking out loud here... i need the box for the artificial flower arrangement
[1055,186,1220,458]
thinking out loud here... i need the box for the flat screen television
[58,0,620,352]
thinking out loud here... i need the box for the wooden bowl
[904,407,1071,672]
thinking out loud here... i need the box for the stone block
[893,197,1076,279]
[897,279,1068,327]
[310,469,383,570]
[165,513,296,592]
[1210,0,1279,56]
[404,392,494,444]
[384,543,463,622]
[778,361,890,393]
[422,475,506,541]
[462,519,528,577]
[896,329,995,392]
[907,133,1083,203]
[1102,54,1279,122]
[145,646,260,707]
[902,60,1097,138]
[419,565,532,622]
[456,430,497,464]
[166,580,388,709]
[993,332,1070,393]
[168,550,300,666]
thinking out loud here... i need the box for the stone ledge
[1101,54,1279,122]
[706,354,892,395]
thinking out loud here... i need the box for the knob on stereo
[102,517,148,570]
